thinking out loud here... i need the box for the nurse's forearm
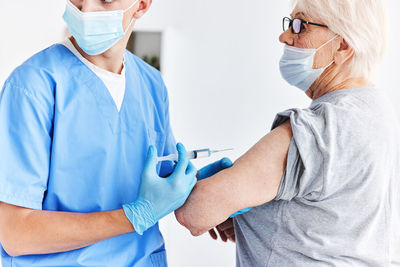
[0,202,134,257]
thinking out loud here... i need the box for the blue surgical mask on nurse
[62,0,139,56]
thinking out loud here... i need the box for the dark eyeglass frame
[282,17,328,34]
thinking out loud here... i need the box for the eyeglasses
[282,17,328,34]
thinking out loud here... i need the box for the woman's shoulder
[311,87,397,123]
[310,87,382,110]
[273,87,392,132]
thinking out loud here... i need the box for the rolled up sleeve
[272,106,327,202]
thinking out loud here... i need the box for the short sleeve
[0,70,54,210]
[158,79,177,177]
[272,106,326,201]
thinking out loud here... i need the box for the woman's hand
[208,218,235,243]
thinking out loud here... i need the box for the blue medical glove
[123,143,197,235]
[198,158,233,181]
[230,207,253,218]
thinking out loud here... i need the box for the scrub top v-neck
[0,44,177,267]
[61,38,127,112]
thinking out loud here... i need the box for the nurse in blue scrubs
[0,0,207,266]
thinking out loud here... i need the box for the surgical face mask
[279,35,338,92]
[63,0,138,56]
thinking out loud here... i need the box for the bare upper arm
[176,121,292,235]
[229,120,292,207]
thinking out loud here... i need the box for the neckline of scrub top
[60,38,127,113]
[61,38,127,79]
[59,44,142,134]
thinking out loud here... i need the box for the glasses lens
[283,17,291,32]
[292,18,302,33]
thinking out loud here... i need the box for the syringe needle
[157,148,234,162]
[212,148,234,153]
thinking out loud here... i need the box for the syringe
[157,148,233,162]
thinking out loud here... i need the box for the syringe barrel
[187,151,196,160]
[192,149,211,159]
[157,151,197,162]
[157,154,178,162]
[157,149,212,162]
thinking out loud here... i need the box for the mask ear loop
[124,17,136,34]
[123,0,140,33]
[124,0,140,12]
[316,34,339,51]
[316,34,339,69]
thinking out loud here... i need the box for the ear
[333,38,354,66]
[133,0,152,20]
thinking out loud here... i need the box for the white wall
[1,1,399,266]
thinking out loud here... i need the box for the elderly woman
[175,0,400,265]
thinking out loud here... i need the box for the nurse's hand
[229,207,253,218]
[197,158,233,181]
[123,143,197,235]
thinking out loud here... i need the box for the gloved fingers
[230,207,253,218]
[206,159,223,173]
[173,143,189,175]
[198,157,233,180]
[143,146,158,173]
[186,164,197,193]
[198,162,218,179]
[186,161,197,176]
[239,207,253,214]
[220,157,233,169]
[188,175,197,191]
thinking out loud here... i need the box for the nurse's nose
[80,0,99,12]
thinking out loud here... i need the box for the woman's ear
[133,0,152,20]
[333,38,354,66]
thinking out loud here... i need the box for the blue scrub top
[0,44,177,267]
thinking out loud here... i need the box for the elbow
[0,236,23,257]
[175,208,208,237]
[0,203,33,257]
[5,247,22,258]
[0,223,26,257]
[189,228,206,237]
[0,219,29,257]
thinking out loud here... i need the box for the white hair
[293,0,388,81]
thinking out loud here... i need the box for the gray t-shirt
[234,87,400,267]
